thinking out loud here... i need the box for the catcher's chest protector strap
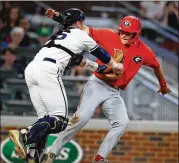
[43,42,76,57]
[43,42,81,73]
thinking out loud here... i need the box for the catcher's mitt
[101,49,124,80]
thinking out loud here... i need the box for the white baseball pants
[24,60,68,119]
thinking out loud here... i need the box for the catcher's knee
[26,118,51,144]
[26,116,68,144]
[36,115,69,133]
[47,115,69,133]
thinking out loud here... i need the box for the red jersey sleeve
[143,46,160,68]
[89,27,116,44]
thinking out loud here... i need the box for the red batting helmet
[118,16,141,44]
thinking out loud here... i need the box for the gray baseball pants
[50,74,129,158]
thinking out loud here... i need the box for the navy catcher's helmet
[62,8,85,26]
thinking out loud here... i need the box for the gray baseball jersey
[49,74,129,158]
[25,28,99,119]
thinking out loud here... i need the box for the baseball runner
[41,9,172,163]
[8,8,124,163]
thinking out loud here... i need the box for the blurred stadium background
[0,1,178,163]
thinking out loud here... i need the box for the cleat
[26,159,36,163]
[41,153,56,163]
[9,130,27,159]
[25,154,38,163]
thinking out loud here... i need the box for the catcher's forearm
[79,57,98,72]
[153,66,167,86]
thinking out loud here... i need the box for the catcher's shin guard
[25,119,50,144]
[25,115,69,144]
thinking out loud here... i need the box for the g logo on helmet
[123,20,131,27]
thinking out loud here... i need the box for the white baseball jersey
[25,28,100,120]
[34,28,98,73]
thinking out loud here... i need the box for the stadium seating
[0,70,17,80]
[0,89,12,101]
[2,100,34,115]
[0,1,178,121]
[17,47,40,63]
[4,78,28,98]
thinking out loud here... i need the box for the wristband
[159,79,167,87]
[84,59,98,72]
